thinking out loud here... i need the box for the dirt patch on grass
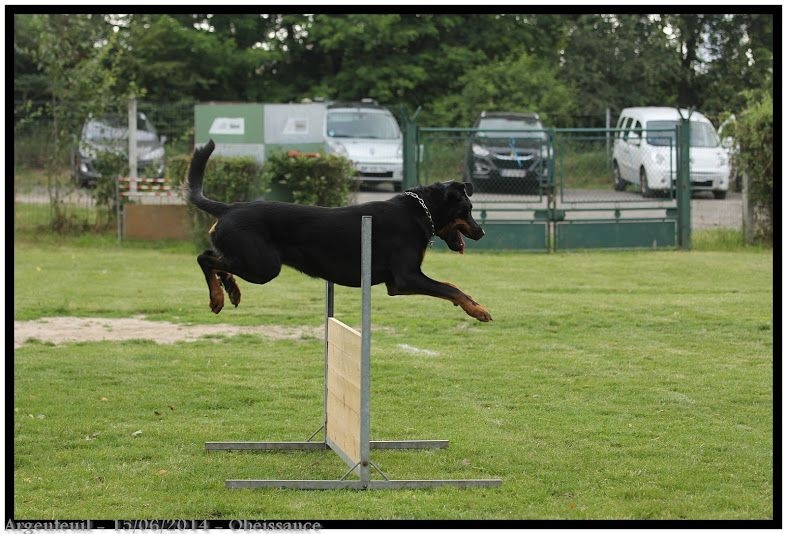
[14,316,323,349]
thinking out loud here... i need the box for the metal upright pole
[324,281,334,437]
[359,216,372,486]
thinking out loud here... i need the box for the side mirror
[160,135,168,145]
[722,136,734,149]
[628,131,641,146]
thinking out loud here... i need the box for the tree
[560,15,678,115]
[15,14,124,230]
[436,52,577,126]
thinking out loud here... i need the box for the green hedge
[262,149,356,207]
[735,91,773,243]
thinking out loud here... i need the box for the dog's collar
[403,191,435,246]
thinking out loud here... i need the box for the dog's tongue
[458,232,465,254]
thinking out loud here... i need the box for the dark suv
[465,111,550,194]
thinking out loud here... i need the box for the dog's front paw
[458,298,492,322]
[470,304,492,322]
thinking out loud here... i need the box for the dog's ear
[463,182,474,197]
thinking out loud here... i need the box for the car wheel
[639,167,653,198]
[613,161,626,191]
[713,190,727,200]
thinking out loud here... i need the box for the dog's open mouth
[439,219,484,253]
[446,229,465,253]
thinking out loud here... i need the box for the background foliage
[262,150,356,207]
[14,12,774,127]
[735,90,774,241]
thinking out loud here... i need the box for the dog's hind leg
[197,250,234,314]
[218,272,241,307]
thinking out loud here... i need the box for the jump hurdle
[205,216,501,489]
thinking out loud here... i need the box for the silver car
[72,112,166,187]
[324,101,403,190]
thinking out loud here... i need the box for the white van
[612,107,730,199]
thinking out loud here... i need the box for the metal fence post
[115,176,122,242]
[676,109,692,249]
[605,108,612,168]
[402,107,421,189]
[128,96,138,193]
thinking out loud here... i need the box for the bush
[262,149,356,207]
[168,152,264,250]
[735,91,773,243]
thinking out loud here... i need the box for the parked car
[324,100,403,190]
[717,114,742,192]
[465,111,550,194]
[612,107,730,199]
[72,112,166,187]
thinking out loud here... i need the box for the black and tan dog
[187,140,492,322]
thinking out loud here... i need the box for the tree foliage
[735,90,773,242]
[14,12,774,126]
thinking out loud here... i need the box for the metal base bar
[226,479,502,490]
[371,440,449,449]
[205,441,328,451]
[205,440,449,451]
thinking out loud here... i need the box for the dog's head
[419,181,484,253]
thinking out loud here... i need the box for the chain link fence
[14,100,743,238]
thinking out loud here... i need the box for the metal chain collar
[403,191,435,246]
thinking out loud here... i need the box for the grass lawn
[12,235,773,519]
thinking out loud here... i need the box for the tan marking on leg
[209,272,224,314]
[455,294,492,322]
[431,281,492,322]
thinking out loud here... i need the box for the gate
[412,120,691,251]
[551,126,679,250]
[417,126,553,251]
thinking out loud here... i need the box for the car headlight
[472,144,490,157]
[327,141,349,158]
[396,144,403,159]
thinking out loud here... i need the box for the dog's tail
[186,139,230,218]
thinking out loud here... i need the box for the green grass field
[13,234,773,519]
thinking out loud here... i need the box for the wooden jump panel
[326,318,362,465]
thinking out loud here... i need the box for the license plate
[501,169,527,178]
[359,166,386,173]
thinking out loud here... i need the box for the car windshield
[327,111,400,139]
[645,120,720,148]
[476,117,546,139]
